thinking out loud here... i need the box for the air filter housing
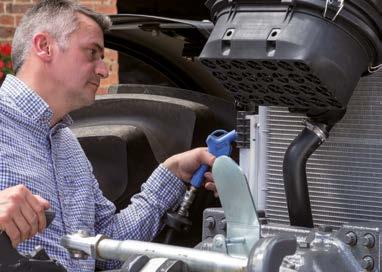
[199,0,382,109]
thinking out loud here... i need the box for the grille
[200,59,342,109]
[264,69,382,228]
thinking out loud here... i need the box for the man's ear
[32,33,53,61]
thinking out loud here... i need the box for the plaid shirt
[0,75,186,271]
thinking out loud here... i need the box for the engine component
[199,0,382,109]
[283,119,329,228]
[259,222,382,272]
[201,0,382,229]
[59,152,382,272]
[202,208,227,241]
[261,70,382,229]
[61,219,381,272]
[247,235,297,272]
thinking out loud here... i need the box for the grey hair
[12,0,112,74]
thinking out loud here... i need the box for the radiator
[264,70,382,228]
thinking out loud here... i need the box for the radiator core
[264,70,382,227]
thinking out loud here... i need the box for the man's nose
[96,60,109,79]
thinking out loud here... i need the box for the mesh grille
[264,69,382,227]
[200,59,343,108]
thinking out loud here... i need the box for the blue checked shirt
[0,75,186,271]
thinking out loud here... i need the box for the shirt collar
[1,74,73,128]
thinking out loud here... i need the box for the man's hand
[0,185,50,248]
[163,147,217,195]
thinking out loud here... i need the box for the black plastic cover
[200,0,382,109]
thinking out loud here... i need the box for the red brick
[6,3,33,14]
[80,3,95,10]
[96,88,108,95]
[104,49,117,59]
[81,1,102,4]
[15,15,23,26]
[0,3,4,14]
[100,0,114,4]
[14,0,33,3]
[101,71,119,85]
[108,69,119,79]
[94,6,117,15]
[0,38,12,44]
[0,15,15,26]
[0,27,15,39]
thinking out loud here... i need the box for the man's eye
[88,49,97,59]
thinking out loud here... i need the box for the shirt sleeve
[93,164,186,269]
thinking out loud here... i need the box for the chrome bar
[61,234,247,272]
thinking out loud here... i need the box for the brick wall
[0,0,118,94]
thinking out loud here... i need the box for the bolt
[205,217,215,230]
[69,249,88,260]
[214,238,224,248]
[361,256,374,271]
[213,234,227,250]
[344,231,357,246]
[361,234,375,248]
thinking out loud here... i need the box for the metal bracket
[60,231,107,260]
[212,156,260,258]
[323,0,344,21]
[336,222,381,272]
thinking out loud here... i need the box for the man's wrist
[162,155,180,180]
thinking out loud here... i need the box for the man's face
[51,13,108,110]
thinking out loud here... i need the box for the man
[0,0,216,271]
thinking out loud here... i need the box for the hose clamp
[323,0,344,21]
[368,64,382,74]
[304,120,327,143]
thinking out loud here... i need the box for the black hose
[283,126,326,228]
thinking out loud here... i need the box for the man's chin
[88,84,99,95]
[79,90,97,108]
